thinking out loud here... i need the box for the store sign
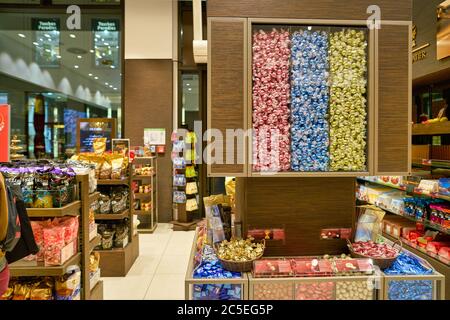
[93,19,119,32]
[437,1,450,60]
[77,118,117,153]
[412,24,430,63]
[144,128,166,146]
[32,18,59,32]
[0,104,10,162]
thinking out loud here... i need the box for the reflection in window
[32,18,60,68]
[93,19,120,68]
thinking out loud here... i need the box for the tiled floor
[102,223,195,300]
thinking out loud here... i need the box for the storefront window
[0,2,122,159]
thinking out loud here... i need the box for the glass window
[0,4,122,159]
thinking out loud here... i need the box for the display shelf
[133,210,153,215]
[133,156,157,163]
[357,196,450,236]
[136,223,158,234]
[133,192,152,200]
[26,200,81,217]
[357,178,450,202]
[88,192,100,205]
[412,122,450,136]
[9,253,81,277]
[412,160,450,170]
[97,178,129,186]
[89,280,104,300]
[96,234,139,277]
[94,210,130,220]
[132,174,155,180]
[88,235,101,253]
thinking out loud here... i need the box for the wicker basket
[347,239,402,270]
[214,240,265,273]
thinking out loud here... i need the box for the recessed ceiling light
[18,33,26,38]
[186,83,190,86]
[94,76,99,80]
[104,42,109,46]
[44,34,50,38]
[105,82,109,86]
[109,85,113,88]
[45,49,51,53]
[69,34,76,38]
[102,53,106,57]
[116,46,119,49]
[57,96,61,99]
[110,65,115,69]
[90,49,95,53]
[57,55,61,59]
[33,42,39,46]
[39,38,44,42]
[95,34,101,39]
[308,26,312,30]
[188,88,192,91]
[113,88,118,90]
[77,55,82,59]
[74,65,79,69]
[88,73,93,77]
[47,93,53,96]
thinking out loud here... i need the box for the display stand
[131,156,158,233]
[9,174,103,300]
[95,166,139,277]
[172,132,200,231]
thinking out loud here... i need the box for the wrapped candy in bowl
[214,238,265,272]
[347,239,401,270]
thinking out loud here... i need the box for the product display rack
[94,166,139,277]
[8,174,103,300]
[131,156,158,233]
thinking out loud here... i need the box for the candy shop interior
[1,0,450,303]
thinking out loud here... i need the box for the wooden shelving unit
[412,122,450,136]
[9,174,103,300]
[94,166,139,277]
[132,157,158,234]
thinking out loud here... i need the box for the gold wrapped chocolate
[217,237,264,262]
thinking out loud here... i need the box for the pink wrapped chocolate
[252,28,291,172]
[43,226,65,266]
[54,217,79,245]
[296,282,335,300]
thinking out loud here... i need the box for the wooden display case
[132,156,158,233]
[9,174,103,300]
[207,6,412,177]
[184,229,248,300]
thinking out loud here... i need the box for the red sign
[0,104,10,162]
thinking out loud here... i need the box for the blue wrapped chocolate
[290,29,330,172]
[384,253,436,300]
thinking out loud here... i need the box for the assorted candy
[384,253,434,300]
[351,241,399,258]
[295,282,334,300]
[290,30,330,171]
[336,280,374,300]
[216,238,264,262]
[329,29,368,171]
[252,28,291,172]
[251,26,368,173]
[192,284,241,300]
[0,162,75,208]
[253,283,293,300]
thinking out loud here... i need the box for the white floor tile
[144,274,186,300]
[155,254,190,275]
[127,254,161,277]
[102,275,153,300]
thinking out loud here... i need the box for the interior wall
[124,0,175,223]
[413,0,450,81]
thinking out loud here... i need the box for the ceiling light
[39,38,44,42]
[186,83,190,86]
[88,73,93,77]
[188,88,192,91]
[116,46,119,49]
[33,42,39,46]
[95,34,101,38]
[45,49,51,53]
[110,65,115,69]
[57,55,61,59]
[47,93,53,96]
[77,55,82,59]
[44,34,50,38]
[94,76,99,80]
[105,82,109,86]
[113,88,118,90]
[90,49,94,53]
[18,33,26,38]
[104,42,109,46]
[74,65,79,69]
[109,85,113,88]
[69,34,76,38]
[308,26,312,30]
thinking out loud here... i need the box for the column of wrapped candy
[252,29,291,172]
[329,29,368,171]
[290,30,330,172]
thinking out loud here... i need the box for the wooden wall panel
[208,18,247,176]
[208,0,412,21]
[243,178,355,256]
[124,59,173,222]
[376,24,411,175]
